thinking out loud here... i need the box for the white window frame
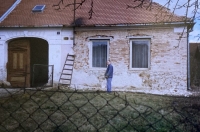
[89,39,110,69]
[129,39,151,70]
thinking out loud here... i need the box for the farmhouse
[0,0,194,94]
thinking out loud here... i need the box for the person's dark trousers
[107,78,112,93]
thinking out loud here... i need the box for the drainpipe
[187,26,191,90]
[73,0,76,48]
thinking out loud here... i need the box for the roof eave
[95,21,194,27]
[75,21,194,31]
[0,21,194,29]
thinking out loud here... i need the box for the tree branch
[88,0,94,19]
[53,0,94,19]
[65,0,86,10]
[126,0,153,9]
[52,0,64,10]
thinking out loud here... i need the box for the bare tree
[164,0,199,41]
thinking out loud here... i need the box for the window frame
[89,39,109,69]
[129,39,151,70]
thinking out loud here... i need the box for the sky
[153,0,200,42]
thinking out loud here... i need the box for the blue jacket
[105,64,113,78]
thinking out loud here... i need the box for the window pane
[92,40,107,67]
[132,41,148,68]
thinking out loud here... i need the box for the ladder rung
[60,78,71,80]
[60,83,70,86]
[61,73,72,75]
[63,68,73,70]
[68,54,75,57]
[66,59,74,61]
[65,64,73,66]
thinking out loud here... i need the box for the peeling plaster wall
[0,36,7,84]
[72,27,188,92]
[0,27,73,86]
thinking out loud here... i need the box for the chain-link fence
[0,86,200,132]
[2,59,200,131]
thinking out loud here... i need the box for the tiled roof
[0,0,190,27]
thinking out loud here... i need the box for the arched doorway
[7,38,48,88]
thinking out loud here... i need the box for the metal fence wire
[0,87,200,132]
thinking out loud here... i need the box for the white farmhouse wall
[72,27,188,93]
[0,27,73,85]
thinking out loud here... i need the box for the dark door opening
[30,38,48,87]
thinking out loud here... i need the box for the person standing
[105,60,113,93]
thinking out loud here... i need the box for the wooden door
[7,40,30,87]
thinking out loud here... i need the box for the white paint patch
[113,73,143,88]
[174,27,186,33]
[101,80,106,88]
[72,70,100,87]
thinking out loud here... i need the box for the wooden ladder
[58,54,75,89]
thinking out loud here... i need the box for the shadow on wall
[71,17,84,26]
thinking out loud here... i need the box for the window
[130,39,150,69]
[32,5,45,12]
[91,40,108,68]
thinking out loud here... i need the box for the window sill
[129,68,150,71]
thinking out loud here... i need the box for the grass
[0,88,200,132]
